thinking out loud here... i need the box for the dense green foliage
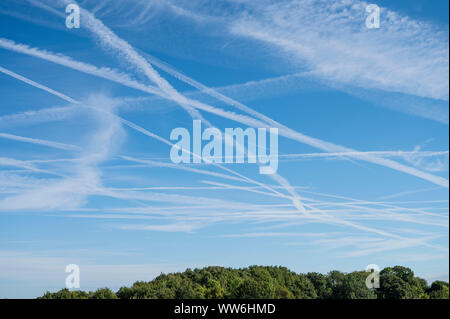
[39,265,449,299]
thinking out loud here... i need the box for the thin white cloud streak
[61,202,447,244]
[343,237,447,257]
[0,65,78,104]
[219,232,339,238]
[66,187,251,208]
[0,157,64,177]
[0,1,66,32]
[144,52,450,188]
[111,120,287,199]
[0,65,288,208]
[87,69,450,125]
[0,67,124,211]
[104,183,449,237]
[86,0,448,102]
[0,37,302,207]
[1,0,446,274]
[403,146,449,173]
[331,82,449,124]
[139,1,449,122]
[118,222,204,233]
[0,38,281,197]
[65,150,450,167]
[266,191,448,237]
[201,180,293,201]
[0,132,80,151]
[3,38,448,189]
[120,156,247,183]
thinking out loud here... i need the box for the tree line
[39,265,449,299]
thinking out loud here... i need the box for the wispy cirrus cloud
[0,132,80,151]
[226,0,449,101]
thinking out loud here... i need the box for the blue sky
[0,0,448,298]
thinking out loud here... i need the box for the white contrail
[0,39,291,197]
[0,132,80,151]
[3,7,448,188]
[0,65,78,104]
[201,180,297,201]
[0,65,287,200]
[279,151,449,159]
[378,187,442,200]
[0,38,162,97]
